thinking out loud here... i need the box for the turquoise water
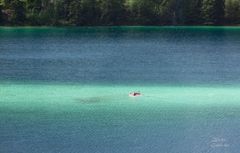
[1,83,240,153]
[1,27,240,153]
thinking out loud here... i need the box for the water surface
[1,27,240,153]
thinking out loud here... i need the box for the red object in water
[129,92,141,97]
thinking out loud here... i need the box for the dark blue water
[1,27,240,85]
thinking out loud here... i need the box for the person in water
[129,92,141,97]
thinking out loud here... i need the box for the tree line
[0,0,240,26]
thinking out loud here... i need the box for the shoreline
[1,26,240,32]
[1,25,240,28]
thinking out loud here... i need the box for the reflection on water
[210,137,230,148]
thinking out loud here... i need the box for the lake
[1,26,240,153]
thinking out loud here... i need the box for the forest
[0,0,240,26]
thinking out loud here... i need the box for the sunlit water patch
[1,83,240,153]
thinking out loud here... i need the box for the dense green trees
[0,0,240,26]
[99,0,126,25]
[180,0,203,24]
[202,0,225,24]
[225,0,240,24]
[79,0,100,25]
[11,0,26,24]
[0,5,3,25]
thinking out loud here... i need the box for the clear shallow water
[1,27,240,153]
[1,84,240,153]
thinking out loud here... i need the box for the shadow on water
[76,96,110,104]
[75,94,126,104]
[75,93,166,105]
